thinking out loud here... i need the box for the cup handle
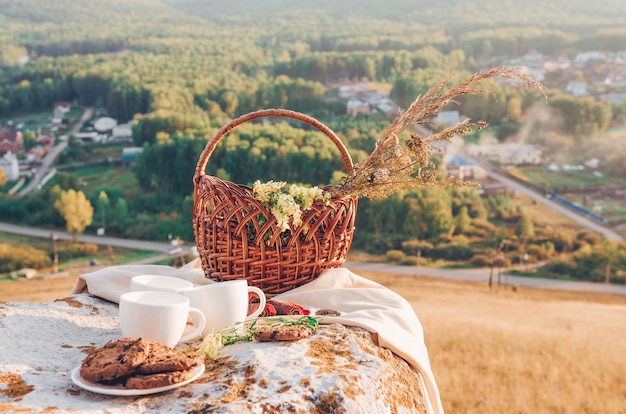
[245,286,267,320]
[179,307,206,343]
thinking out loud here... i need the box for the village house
[599,92,626,105]
[121,147,143,165]
[573,51,605,66]
[598,66,626,90]
[522,50,544,68]
[74,131,102,143]
[477,182,516,197]
[0,152,19,181]
[467,143,544,166]
[93,116,118,134]
[337,80,398,117]
[110,122,133,143]
[543,55,572,72]
[565,81,589,96]
[25,145,46,164]
[346,99,371,116]
[0,125,24,155]
[36,134,55,149]
[436,110,462,124]
[51,102,71,131]
[444,155,488,180]
[53,101,71,119]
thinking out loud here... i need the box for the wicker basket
[193,109,358,297]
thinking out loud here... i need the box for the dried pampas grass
[329,66,545,199]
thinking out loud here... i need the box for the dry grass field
[2,269,626,413]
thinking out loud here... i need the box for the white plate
[71,363,205,396]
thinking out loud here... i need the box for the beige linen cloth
[72,259,444,414]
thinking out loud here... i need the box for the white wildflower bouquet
[252,180,330,234]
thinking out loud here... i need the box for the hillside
[2,0,626,32]
[0,0,195,25]
[166,0,626,32]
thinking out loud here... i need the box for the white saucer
[71,363,205,396]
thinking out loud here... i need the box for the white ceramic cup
[119,291,206,348]
[182,280,267,336]
[130,275,194,293]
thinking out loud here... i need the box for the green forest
[1,0,625,284]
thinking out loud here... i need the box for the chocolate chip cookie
[80,338,151,383]
[253,325,314,342]
[136,352,205,375]
[124,367,198,389]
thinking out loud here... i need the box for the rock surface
[0,294,427,413]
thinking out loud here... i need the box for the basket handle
[194,109,354,181]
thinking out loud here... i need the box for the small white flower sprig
[252,180,331,233]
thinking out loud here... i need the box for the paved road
[344,261,626,296]
[17,107,93,197]
[2,222,625,296]
[0,222,193,256]
[344,262,626,295]
[472,157,624,243]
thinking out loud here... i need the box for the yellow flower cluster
[252,180,330,233]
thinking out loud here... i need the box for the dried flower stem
[329,66,545,199]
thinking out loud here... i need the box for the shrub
[0,243,52,273]
[527,242,556,260]
[575,230,603,248]
[355,234,403,255]
[386,250,406,263]
[400,256,418,266]
[432,244,474,261]
[612,272,626,285]
[544,259,576,276]
[471,219,496,237]
[400,239,434,256]
[57,243,99,261]
[470,254,493,267]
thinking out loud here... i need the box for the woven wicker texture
[193,109,357,297]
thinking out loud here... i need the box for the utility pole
[488,259,494,291]
[51,234,59,273]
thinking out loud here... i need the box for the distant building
[122,147,143,165]
[468,143,544,166]
[53,102,71,120]
[346,99,370,116]
[522,50,544,68]
[477,182,516,197]
[36,134,55,149]
[338,81,367,99]
[74,131,101,143]
[436,110,461,124]
[565,81,589,96]
[0,125,24,155]
[111,123,132,142]
[573,51,605,65]
[599,92,626,104]
[375,101,398,117]
[0,152,19,181]
[94,117,118,133]
[335,80,397,118]
[444,156,488,180]
[544,56,571,72]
